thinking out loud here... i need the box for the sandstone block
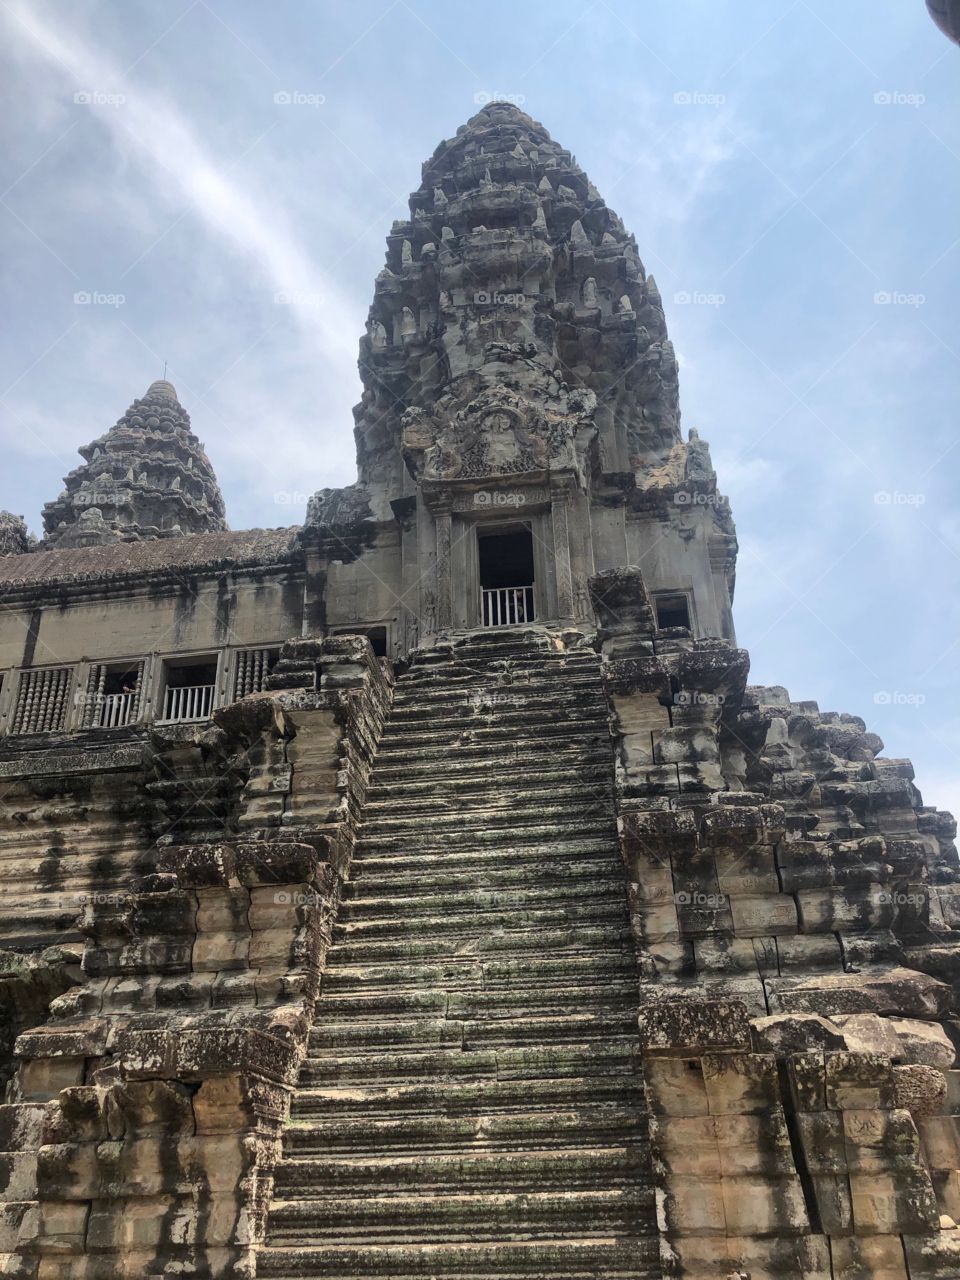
[701,1051,780,1115]
[637,999,751,1053]
[849,1167,939,1233]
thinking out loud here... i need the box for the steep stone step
[322,951,638,992]
[360,801,615,839]
[377,720,610,750]
[256,1237,659,1277]
[355,822,618,857]
[282,1102,646,1151]
[362,782,613,817]
[334,900,627,942]
[308,1012,637,1054]
[370,744,607,782]
[263,631,653,1276]
[299,1039,642,1085]
[271,1142,648,1193]
[388,682,604,713]
[350,837,620,875]
[266,1186,650,1238]
[365,764,612,803]
[346,856,624,896]
[330,923,635,965]
[289,1073,647,1117]
[340,881,625,920]
[315,982,639,1021]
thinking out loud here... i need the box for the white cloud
[3,2,357,369]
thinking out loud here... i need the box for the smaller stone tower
[0,512,31,556]
[41,379,227,548]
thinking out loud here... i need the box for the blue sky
[1,1,958,817]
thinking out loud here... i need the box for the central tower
[304,101,737,654]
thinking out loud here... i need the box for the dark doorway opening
[655,594,691,631]
[478,526,535,626]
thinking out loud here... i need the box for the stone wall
[0,636,392,1278]
[594,567,960,1279]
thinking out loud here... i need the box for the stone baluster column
[434,498,453,630]
[550,481,575,620]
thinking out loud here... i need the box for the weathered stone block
[195,887,251,934]
[919,1115,960,1171]
[637,1000,751,1054]
[192,932,250,972]
[785,1054,827,1111]
[902,1229,960,1279]
[18,1200,89,1255]
[18,1060,85,1103]
[644,1056,709,1117]
[720,1172,809,1235]
[157,843,237,888]
[811,1172,855,1234]
[842,1106,920,1170]
[729,892,798,936]
[657,1174,726,1234]
[714,1112,795,1176]
[0,1104,49,1153]
[830,1233,909,1279]
[825,1053,896,1111]
[751,1013,846,1056]
[849,1167,939,1233]
[701,1051,780,1116]
[894,1063,948,1117]
[648,1114,719,1175]
[234,841,325,889]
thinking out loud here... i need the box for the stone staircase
[259,628,660,1279]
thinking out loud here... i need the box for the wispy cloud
[3,1,357,366]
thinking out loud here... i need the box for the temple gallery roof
[0,527,300,590]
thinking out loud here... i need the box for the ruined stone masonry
[0,102,957,1278]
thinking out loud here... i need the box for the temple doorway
[478,525,536,626]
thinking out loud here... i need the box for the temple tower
[304,102,737,655]
[41,379,226,548]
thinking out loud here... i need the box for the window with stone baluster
[10,666,75,734]
[231,646,280,700]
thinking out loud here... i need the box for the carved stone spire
[351,100,680,494]
[42,380,227,548]
[0,512,32,556]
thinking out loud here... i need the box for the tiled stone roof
[0,526,300,589]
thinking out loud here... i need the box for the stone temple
[0,101,958,1279]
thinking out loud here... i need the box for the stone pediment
[401,385,596,486]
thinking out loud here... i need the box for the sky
[1,0,958,818]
